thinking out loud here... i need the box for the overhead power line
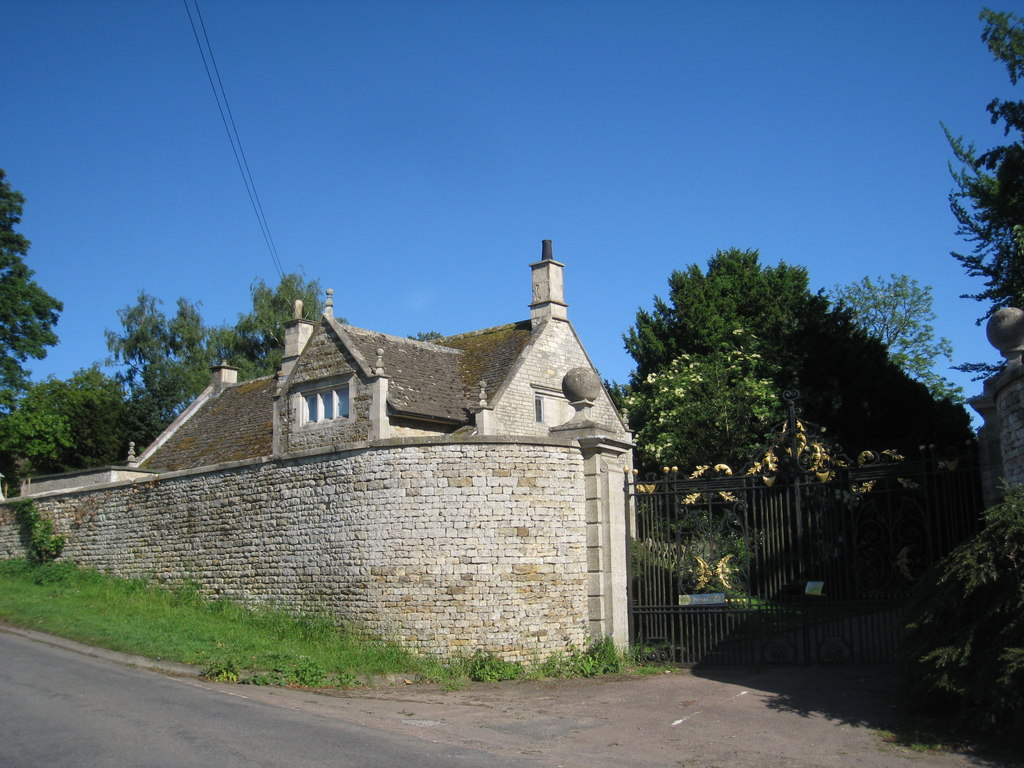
[183,0,284,277]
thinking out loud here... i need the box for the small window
[302,385,350,425]
[535,394,544,423]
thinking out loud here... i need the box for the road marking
[671,691,747,725]
[672,712,703,725]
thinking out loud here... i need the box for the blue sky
[4,1,1018,411]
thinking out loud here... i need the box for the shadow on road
[689,663,1019,768]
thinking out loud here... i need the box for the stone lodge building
[1,241,634,659]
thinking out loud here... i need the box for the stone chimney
[210,361,238,390]
[529,239,568,328]
[281,299,315,378]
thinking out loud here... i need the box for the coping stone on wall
[15,433,584,500]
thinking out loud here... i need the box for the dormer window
[301,385,350,425]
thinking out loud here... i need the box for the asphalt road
[0,626,1014,768]
[0,630,533,768]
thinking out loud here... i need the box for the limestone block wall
[993,366,1024,486]
[0,437,590,659]
[973,308,1024,499]
[493,318,628,437]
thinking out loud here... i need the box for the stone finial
[560,367,602,425]
[473,379,494,434]
[986,307,1024,365]
[293,299,303,320]
[127,441,136,462]
[374,348,385,377]
[325,288,335,319]
[562,366,601,406]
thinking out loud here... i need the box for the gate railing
[626,394,983,665]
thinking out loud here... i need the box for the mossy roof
[139,317,536,469]
[331,318,533,422]
[436,321,533,405]
[140,377,276,471]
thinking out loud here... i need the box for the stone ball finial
[986,307,1024,360]
[562,367,602,404]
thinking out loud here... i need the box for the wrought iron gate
[627,393,983,665]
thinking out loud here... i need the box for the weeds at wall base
[11,499,66,563]
[439,637,630,687]
[0,559,635,691]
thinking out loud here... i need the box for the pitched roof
[331,321,469,423]
[330,319,533,422]
[436,321,533,405]
[138,316,537,470]
[140,377,276,471]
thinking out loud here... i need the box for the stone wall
[971,308,1024,502]
[493,318,628,437]
[981,363,1024,488]
[0,436,596,660]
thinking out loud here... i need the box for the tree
[830,274,962,401]
[0,367,128,479]
[946,9,1024,319]
[0,169,62,412]
[622,250,973,473]
[213,273,326,380]
[900,485,1024,742]
[625,330,779,471]
[106,273,330,447]
[625,249,820,383]
[409,330,443,341]
[106,292,211,446]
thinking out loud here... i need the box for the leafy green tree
[0,169,62,412]
[623,250,972,473]
[946,9,1024,318]
[830,274,962,401]
[625,249,819,383]
[625,330,779,471]
[106,273,329,447]
[409,330,443,341]
[0,367,127,479]
[106,292,211,446]
[212,273,326,380]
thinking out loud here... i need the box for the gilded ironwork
[627,391,983,666]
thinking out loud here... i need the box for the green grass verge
[0,559,635,688]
